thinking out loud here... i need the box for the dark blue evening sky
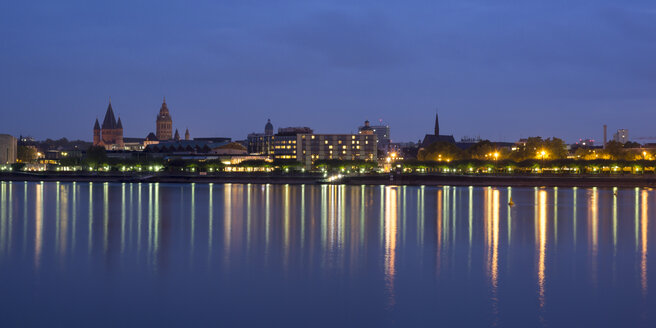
[1,0,655,143]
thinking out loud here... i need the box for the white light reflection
[35,182,43,269]
[486,188,500,325]
[641,190,648,296]
[537,190,547,311]
[588,187,598,285]
[384,186,397,308]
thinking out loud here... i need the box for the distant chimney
[603,124,607,148]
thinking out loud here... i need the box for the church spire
[102,100,117,129]
[434,111,440,136]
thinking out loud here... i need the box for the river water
[0,181,653,327]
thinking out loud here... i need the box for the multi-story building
[248,121,377,167]
[247,119,275,155]
[359,120,390,152]
[297,133,377,168]
[270,127,313,160]
[0,134,17,164]
[613,129,629,144]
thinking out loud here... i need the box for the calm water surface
[0,181,654,327]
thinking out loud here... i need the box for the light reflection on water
[0,181,654,327]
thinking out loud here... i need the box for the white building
[0,134,17,164]
[613,129,629,144]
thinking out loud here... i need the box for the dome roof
[264,119,274,135]
[157,97,172,122]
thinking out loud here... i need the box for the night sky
[1,0,655,144]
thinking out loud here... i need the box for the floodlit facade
[93,99,124,149]
[0,134,17,164]
[156,97,173,141]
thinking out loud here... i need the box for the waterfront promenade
[4,171,656,187]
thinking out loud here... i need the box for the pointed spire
[94,118,100,130]
[102,100,117,129]
[185,128,190,140]
[174,129,180,141]
[158,97,170,116]
[117,117,123,129]
[434,111,440,136]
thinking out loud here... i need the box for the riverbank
[0,172,321,184]
[3,171,656,187]
[344,174,656,188]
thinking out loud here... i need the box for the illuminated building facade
[93,99,124,149]
[247,119,276,155]
[270,127,313,160]
[297,133,377,168]
[0,134,17,164]
[359,120,390,152]
[156,97,173,141]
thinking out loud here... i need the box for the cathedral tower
[93,119,101,146]
[99,99,124,148]
[156,97,173,141]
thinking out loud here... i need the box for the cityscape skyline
[2,1,655,143]
[0,97,644,145]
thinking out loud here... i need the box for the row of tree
[418,138,646,162]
